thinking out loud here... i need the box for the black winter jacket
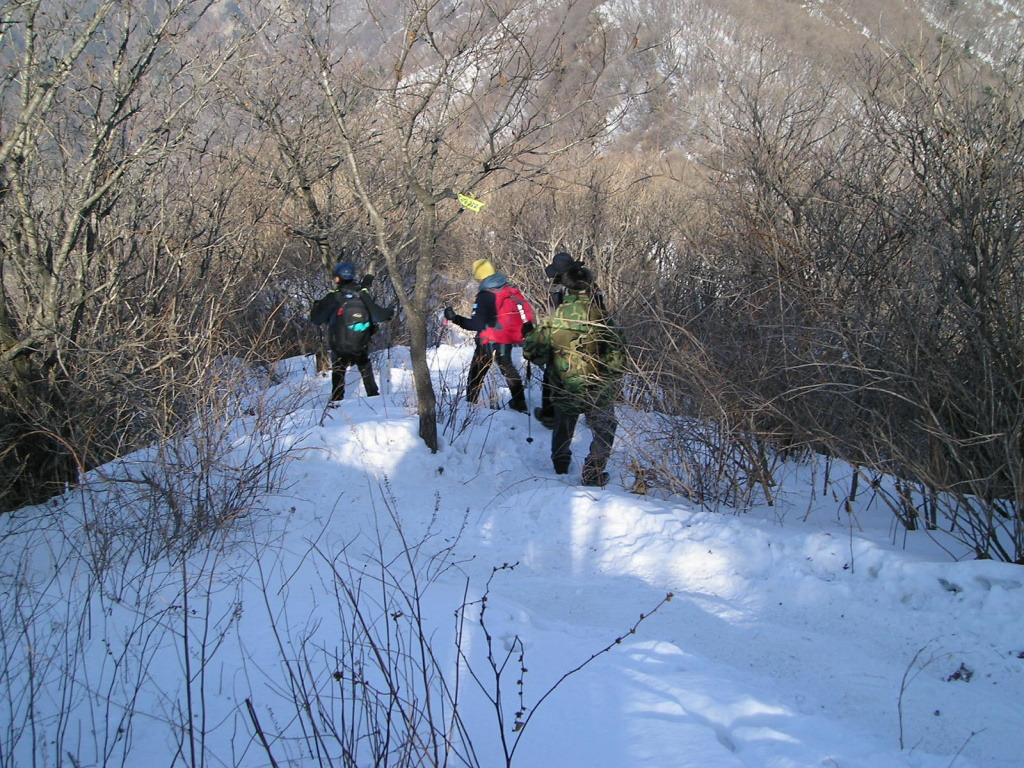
[310,280,394,327]
[450,273,506,337]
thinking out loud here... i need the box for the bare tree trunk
[236,0,657,453]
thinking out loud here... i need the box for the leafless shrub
[0,337,304,765]
[608,39,1024,559]
[244,491,670,768]
[80,354,309,570]
[0,499,249,768]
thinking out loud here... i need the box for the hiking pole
[525,360,534,444]
[477,408,496,461]
[384,320,393,397]
[316,327,324,374]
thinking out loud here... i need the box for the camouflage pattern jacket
[522,292,626,414]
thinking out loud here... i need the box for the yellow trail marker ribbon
[457,193,485,212]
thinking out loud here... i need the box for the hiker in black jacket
[443,258,528,412]
[310,260,394,402]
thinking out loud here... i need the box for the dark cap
[562,265,593,292]
[545,251,581,279]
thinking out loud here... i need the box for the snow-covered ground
[2,343,1021,768]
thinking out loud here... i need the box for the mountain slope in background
[687,0,1023,65]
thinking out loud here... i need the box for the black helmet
[332,261,356,281]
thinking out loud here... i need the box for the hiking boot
[534,407,555,428]
[553,457,571,475]
[581,460,609,487]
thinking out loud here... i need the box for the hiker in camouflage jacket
[523,265,626,487]
[534,251,605,429]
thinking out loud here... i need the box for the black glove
[443,306,457,322]
[361,274,374,289]
[308,297,324,324]
[521,321,534,336]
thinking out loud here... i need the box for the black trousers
[330,350,379,401]
[538,362,557,419]
[467,342,526,409]
[551,403,618,476]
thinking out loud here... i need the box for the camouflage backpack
[548,294,625,396]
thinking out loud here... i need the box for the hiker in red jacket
[444,259,530,412]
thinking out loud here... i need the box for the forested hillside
[2,0,1024,560]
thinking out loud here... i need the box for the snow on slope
[1,343,1022,768]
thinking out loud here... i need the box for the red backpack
[479,284,535,344]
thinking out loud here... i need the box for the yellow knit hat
[472,259,496,281]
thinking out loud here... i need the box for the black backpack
[329,290,373,355]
